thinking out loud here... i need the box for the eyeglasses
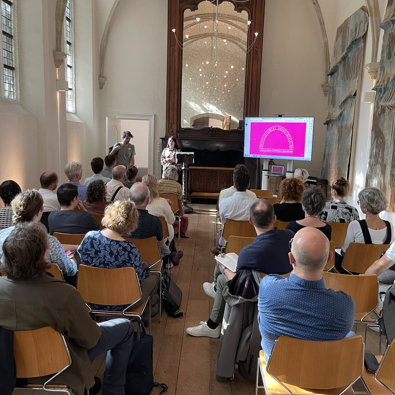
[288,237,294,251]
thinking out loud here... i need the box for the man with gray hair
[105,165,130,202]
[64,161,87,201]
[258,227,356,360]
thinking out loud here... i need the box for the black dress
[285,221,332,240]
[273,203,305,222]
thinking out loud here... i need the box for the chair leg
[159,272,162,322]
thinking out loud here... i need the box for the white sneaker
[203,282,216,299]
[186,321,220,338]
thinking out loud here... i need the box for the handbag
[161,271,183,318]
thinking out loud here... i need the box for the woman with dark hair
[0,180,21,230]
[161,136,180,177]
[83,179,110,214]
[123,165,138,189]
[273,178,305,221]
[286,188,332,240]
[319,177,359,223]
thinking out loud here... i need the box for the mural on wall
[321,7,369,184]
[366,0,395,211]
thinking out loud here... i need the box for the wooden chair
[125,236,163,321]
[256,335,364,395]
[324,221,349,248]
[222,219,256,241]
[275,220,289,230]
[47,263,64,281]
[53,232,85,245]
[160,193,181,244]
[251,189,273,198]
[342,242,390,274]
[323,241,336,271]
[362,339,395,395]
[159,216,170,239]
[322,272,379,343]
[265,196,280,205]
[77,265,150,331]
[14,326,72,393]
[92,213,105,230]
[226,235,255,255]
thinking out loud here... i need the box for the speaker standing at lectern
[161,136,180,177]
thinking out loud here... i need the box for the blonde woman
[78,200,158,311]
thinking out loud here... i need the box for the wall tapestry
[366,0,395,211]
[321,7,369,183]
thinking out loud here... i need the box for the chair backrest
[325,222,349,247]
[14,326,71,379]
[267,336,364,390]
[47,263,64,281]
[53,232,85,245]
[226,235,255,255]
[222,219,256,240]
[77,265,141,306]
[322,272,378,315]
[160,193,179,213]
[92,214,105,230]
[342,243,390,274]
[251,189,273,198]
[275,220,289,230]
[125,236,161,268]
[265,196,280,205]
[323,241,336,271]
[158,216,169,239]
[376,339,395,392]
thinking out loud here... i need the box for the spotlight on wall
[56,80,69,92]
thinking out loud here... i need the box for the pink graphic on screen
[249,122,307,158]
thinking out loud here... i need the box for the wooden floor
[13,203,387,394]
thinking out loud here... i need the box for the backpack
[379,282,395,345]
[162,271,183,318]
[125,331,168,395]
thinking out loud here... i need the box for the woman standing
[319,178,359,223]
[161,136,180,178]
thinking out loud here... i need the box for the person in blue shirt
[258,227,356,361]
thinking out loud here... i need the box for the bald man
[258,227,356,360]
[105,165,130,202]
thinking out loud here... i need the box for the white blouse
[146,197,175,241]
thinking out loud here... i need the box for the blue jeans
[88,318,134,395]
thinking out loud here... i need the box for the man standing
[0,222,134,395]
[38,171,60,212]
[110,131,136,167]
[64,161,87,201]
[105,166,130,202]
[258,227,355,360]
[102,154,116,179]
[84,157,111,186]
[187,199,293,338]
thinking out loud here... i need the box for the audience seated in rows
[143,174,175,242]
[0,222,134,395]
[218,164,256,203]
[83,180,110,214]
[65,161,87,201]
[106,165,130,202]
[123,165,138,189]
[129,182,183,265]
[0,180,21,230]
[273,177,305,221]
[0,190,77,277]
[319,177,359,223]
[187,199,293,339]
[48,183,99,235]
[258,227,355,361]
[101,154,116,179]
[84,157,111,186]
[286,188,332,240]
[78,200,158,314]
[158,165,182,200]
[336,187,395,282]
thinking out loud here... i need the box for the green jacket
[0,274,101,395]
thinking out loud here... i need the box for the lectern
[176,152,194,214]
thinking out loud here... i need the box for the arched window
[1,0,17,100]
[65,0,75,112]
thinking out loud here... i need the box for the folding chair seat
[323,241,335,271]
[77,265,150,331]
[324,222,349,248]
[91,213,105,230]
[14,326,72,394]
[256,335,364,395]
[160,193,182,244]
[226,235,255,255]
[53,232,85,245]
[250,189,273,198]
[275,220,289,230]
[47,263,64,281]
